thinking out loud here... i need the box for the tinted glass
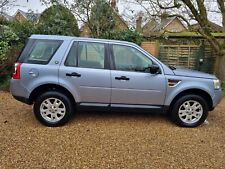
[65,42,77,67]
[113,44,152,72]
[24,40,62,64]
[78,42,105,69]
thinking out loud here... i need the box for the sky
[5,0,223,27]
[8,0,46,14]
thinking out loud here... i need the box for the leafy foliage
[9,20,36,44]
[37,4,79,36]
[89,0,115,37]
[102,29,143,45]
[0,25,18,62]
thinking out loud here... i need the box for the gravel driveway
[0,91,225,169]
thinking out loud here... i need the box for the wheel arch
[168,88,213,113]
[29,83,76,105]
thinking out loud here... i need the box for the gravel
[0,91,225,169]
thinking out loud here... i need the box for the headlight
[213,79,221,89]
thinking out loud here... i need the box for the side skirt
[77,103,169,114]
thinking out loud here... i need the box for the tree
[0,0,15,11]
[37,3,79,36]
[130,0,225,80]
[89,0,115,37]
[71,0,116,37]
[180,0,225,81]
[9,20,36,44]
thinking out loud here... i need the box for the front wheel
[171,94,209,127]
[33,91,73,127]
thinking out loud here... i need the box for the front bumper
[212,89,223,108]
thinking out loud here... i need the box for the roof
[112,8,129,29]
[14,9,27,18]
[0,12,13,21]
[30,34,137,46]
[143,31,225,39]
[190,21,223,32]
[152,16,177,32]
[142,19,158,32]
[14,9,40,20]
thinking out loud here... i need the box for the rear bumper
[13,95,32,105]
[10,79,31,105]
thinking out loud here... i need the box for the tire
[33,91,73,127]
[170,94,209,127]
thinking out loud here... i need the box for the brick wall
[141,41,160,57]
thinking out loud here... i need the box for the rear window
[18,39,62,64]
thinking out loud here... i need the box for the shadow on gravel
[73,110,169,122]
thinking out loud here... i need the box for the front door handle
[66,72,81,77]
[115,76,130,81]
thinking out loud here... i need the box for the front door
[59,41,111,104]
[110,44,166,106]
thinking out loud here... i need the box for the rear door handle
[66,72,81,77]
[115,76,130,81]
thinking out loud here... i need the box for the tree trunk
[214,54,225,81]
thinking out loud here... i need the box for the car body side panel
[164,75,215,106]
[58,67,111,103]
[111,70,167,105]
[20,39,71,94]
[20,64,59,95]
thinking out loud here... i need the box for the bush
[0,78,10,91]
[0,47,22,88]
[37,4,79,36]
[9,21,36,44]
[0,25,19,62]
[101,29,142,45]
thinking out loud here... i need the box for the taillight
[12,63,22,80]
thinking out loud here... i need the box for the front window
[112,44,153,72]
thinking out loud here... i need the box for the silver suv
[10,35,223,127]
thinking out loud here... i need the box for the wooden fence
[159,45,200,69]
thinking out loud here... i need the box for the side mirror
[149,65,160,74]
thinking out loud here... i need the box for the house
[0,12,13,22]
[13,9,40,22]
[190,21,223,32]
[80,0,128,37]
[141,18,158,35]
[138,14,187,36]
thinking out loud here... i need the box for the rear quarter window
[18,39,63,64]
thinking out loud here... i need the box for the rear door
[59,41,111,105]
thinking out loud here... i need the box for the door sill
[77,102,168,114]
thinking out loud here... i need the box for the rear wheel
[171,94,209,127]
[33,91,73,127]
